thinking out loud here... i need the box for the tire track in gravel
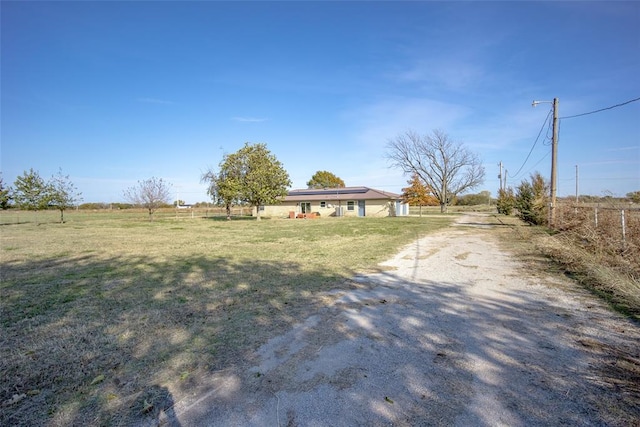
[176,213,639,427]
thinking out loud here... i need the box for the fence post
[594,207,598,228]
[621,209,626,249]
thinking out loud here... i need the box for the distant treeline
[455,192,637,207]
[76,201,218,210]
[73,194,640,210]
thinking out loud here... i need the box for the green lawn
[0,212,452,426]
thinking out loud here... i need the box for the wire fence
[554,202,640,262]
[0,207,254,225]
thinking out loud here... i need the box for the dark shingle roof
[284,186,400,202]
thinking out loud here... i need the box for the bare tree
[123,177,172,221]
[48,168,83,223]
[387,129,485,213]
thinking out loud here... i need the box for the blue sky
[2,1,639,203]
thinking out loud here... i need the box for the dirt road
[171,214,639,426]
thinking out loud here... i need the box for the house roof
[284,186,401,202]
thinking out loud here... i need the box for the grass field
[0,211,452,426]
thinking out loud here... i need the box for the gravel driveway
[172,214,639,426]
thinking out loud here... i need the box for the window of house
[259,205,265,211]
[300,202,311,213]
[320,201,326,208]
[347,201,355,211]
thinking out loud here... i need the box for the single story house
[255,186,409,218]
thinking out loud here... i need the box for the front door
[358,200,365,217]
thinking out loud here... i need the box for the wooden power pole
[550,97,559,227]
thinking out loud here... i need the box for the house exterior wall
[255,199,407,218]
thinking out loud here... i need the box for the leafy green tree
[13,168,50,212]
[306,171,345,189]
[237,143,290,220]
[201,166,243,220]
[123,177,172,221]
[0,174,12,210]
[515,172,548,225]
[387,129,485,213]
[205,142,291,221]
[400,173,437,216]
[48,169,82,223]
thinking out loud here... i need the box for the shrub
[456,191,492,206]
[515,173,548,225]
[496,188,515,215]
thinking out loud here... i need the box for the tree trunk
[255,204,261,221]
[226,203,231,220]
[441,181,448,214]
[59,209,65,223]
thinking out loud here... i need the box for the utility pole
[549,98,559,227]
[498,161,504,191]
[550,97,559,227]
[533,97,559,227]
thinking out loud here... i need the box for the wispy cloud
[137,97,173,105]
[345,96,471,147]
[580,160,639,166]
[604,146,639,152]
[231,116,268,123]
[397,58,486,92]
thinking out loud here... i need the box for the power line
[560,96,640,119]
[525,150,551,177]
[543,111,554,146]
[508,108,552,179]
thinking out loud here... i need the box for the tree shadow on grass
[183,272,640,426]
[134,385,181,427]
[3,239,638,426]
[202,215,261,222]
[0,252,348,426]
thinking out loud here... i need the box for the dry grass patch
[0,214,451,426]
[490,214,640,319]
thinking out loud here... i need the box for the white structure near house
[255,186,409,218]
